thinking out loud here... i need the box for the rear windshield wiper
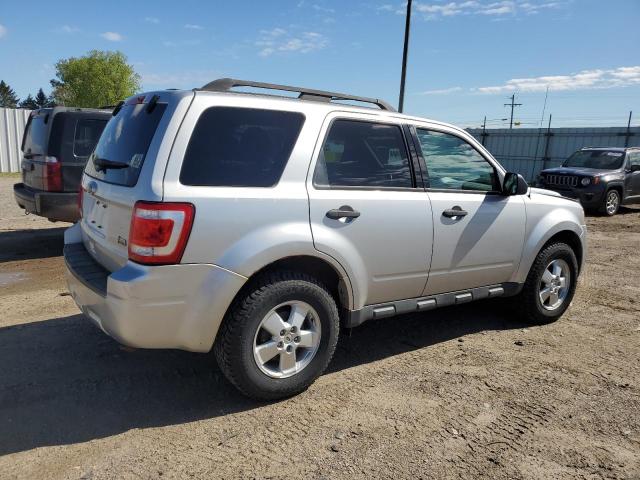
[93,157,129,172]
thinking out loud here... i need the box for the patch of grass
[0,172,21,178]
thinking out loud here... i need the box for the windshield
[563,150,625,170]
[84,102,167,186]
[21,113,49,156]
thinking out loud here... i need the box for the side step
[345,283,520,328]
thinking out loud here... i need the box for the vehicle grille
[544,174,578,187]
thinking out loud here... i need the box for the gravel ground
[1,175,639,479]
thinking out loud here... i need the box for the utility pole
[625,111,633,147]
[481,116,487,145]
[504,93,522,130]
[398,0,412,113]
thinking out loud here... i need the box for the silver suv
[64,79,587,400]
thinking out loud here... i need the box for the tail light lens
[77,187,84,219]
[128,201,195,265]
[43,156,62,192]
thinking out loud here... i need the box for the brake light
[43,156,62,192]
[77,187,84,219]
[128,202,195,265]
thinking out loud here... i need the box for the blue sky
[0,0,638,128]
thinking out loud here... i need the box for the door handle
[442,206,468,218]
[326,206,361,220]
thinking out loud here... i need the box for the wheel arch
[541,230,583,273]
[514,212,585,284]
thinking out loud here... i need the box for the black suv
[539,147,640,216]
[14,107,110,222]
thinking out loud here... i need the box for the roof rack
[198,78,396,112]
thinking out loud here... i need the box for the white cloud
[184,23,203,30]
[256,28,328,57]
[144,17,160,24]
[474,66,640,94]
[380,1,564,19]
[420,86,463,95]
[56,25,80,34]
[0,24,7,38]
[162,39,201,48]
[101,31,123,42]
[142,70,219,88]
[312,4,335,13]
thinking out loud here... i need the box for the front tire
[514,242,578,325]
[601,189,620,216]
[214,271,340,400]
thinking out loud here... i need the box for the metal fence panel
[0,107,31,173]
[468,126,640,182]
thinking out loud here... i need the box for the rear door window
[313,119,413,189]
[180,107,305,187]
[85,103,167,186]
[21,113,49,157]
[74,119,107,158]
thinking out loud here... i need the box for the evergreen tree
[36,89,56,108]
[0,80,20,108]
[35,88,54,108]
[19,94,39,110]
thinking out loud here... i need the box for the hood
[529,187,563,198]
[540,166,619,177]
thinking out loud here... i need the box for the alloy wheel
[606,191,619,215]
[539,259,571,311]
[253,301,321,378]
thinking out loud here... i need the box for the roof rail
[198,78,396,112]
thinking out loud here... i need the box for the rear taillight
[43,156,62,192]
[128,201,195,265]
[77,188,84,219]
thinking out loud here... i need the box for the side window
[416,129,498,192]
[74,119,107,158]
[314,119,413,189]
[629,152,640,168]
[180,107,305,187]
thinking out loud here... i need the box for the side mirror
[502,172,529,196]
[630,164,640,172]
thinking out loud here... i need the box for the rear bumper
[63,224,247,352]
[13,182,79,222]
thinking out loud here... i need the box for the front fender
[513,203,586,284]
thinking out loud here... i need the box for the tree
[0,80,20,108]
[35,88,55,108]
[19,94,39,110]
[50,50,140,108]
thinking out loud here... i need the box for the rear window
[180,107,305,187]
[21,114,49,156]
[85,103,167,186]
[74,119,107,158]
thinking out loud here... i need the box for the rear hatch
[21,109,52,191]
[21,109,108,193]
[79,95,171,272]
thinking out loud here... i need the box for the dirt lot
[1,174,639,479]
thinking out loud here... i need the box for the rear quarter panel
[161,94,357,306]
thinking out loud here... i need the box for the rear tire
[513,242,578,325]
[600,189,620,216]
[214,271,340,401]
